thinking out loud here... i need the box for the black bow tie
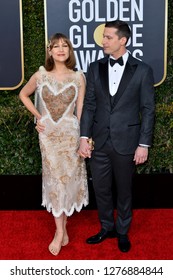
[110,57,124,67]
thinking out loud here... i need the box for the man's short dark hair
[105,20,131,44]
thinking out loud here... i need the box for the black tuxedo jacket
[80,54,155,155]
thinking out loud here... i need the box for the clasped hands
[78,138,94,159]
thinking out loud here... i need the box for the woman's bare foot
[48,231,63,256]
[62,229,69,246]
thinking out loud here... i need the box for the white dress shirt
[109,51,129,96]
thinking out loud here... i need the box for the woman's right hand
[35,119,45,133]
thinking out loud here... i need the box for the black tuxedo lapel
[99,58,109,98]
[112,61,136,108]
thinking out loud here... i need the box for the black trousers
[89,137,135,235]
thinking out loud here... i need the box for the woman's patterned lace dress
[35,66,88,217]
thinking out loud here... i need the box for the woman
[19,33,88,256]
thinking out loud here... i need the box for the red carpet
[0,209,173,260]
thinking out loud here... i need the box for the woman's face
[49,39,70,63]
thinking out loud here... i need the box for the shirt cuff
[139,144,150,148]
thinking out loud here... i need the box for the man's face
[102,27,125,56]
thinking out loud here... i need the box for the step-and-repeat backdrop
[0,0,168,89]
[44,0,168,86]
[0,0,23,90]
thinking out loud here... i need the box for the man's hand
[78,138,92,158]
[35,119,45,133]
[133,146,148,165]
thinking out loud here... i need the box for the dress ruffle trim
[42,199,89,218]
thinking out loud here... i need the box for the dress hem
[42,200,89,218]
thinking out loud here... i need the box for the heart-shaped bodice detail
[42,85,76,122]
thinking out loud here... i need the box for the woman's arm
[76,72,86,121]
[19,72,42,120]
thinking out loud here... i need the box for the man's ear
[120,36,127,46]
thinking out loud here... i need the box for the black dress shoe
[86,228,118,244]
[118,235,131,253]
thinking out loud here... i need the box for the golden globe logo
[93,24,105,47]
[45,0,168,85]
[68,0,145,72]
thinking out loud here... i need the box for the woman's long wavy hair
[45,33,76,71]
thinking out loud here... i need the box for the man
[78,20,155,253]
